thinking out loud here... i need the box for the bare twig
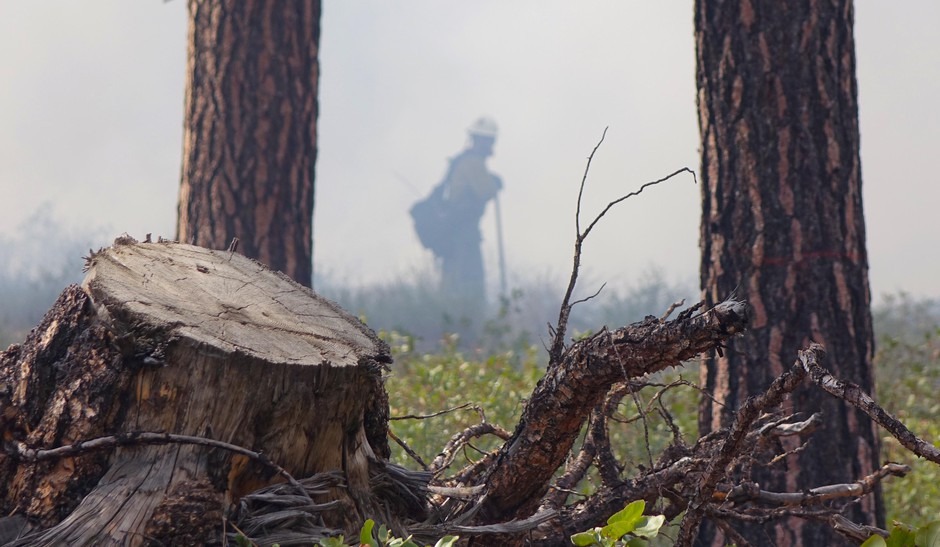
[595,384,632,487]
[628,387,655,469]
[574,128,609,239]
[551,129,609,366]
[580,167,697,243]
[568,282,607,309]
[391,402,480,421]
[6,431,313,505]
[660,299,686,322]
[387,429,429,470]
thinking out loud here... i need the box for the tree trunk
[177,0,320,287]
[0,239,396,545]
[695,1,882,544]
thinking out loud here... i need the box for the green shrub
[384,332,543,468]
[872,295,940,525]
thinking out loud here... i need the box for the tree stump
[0,239,397,545]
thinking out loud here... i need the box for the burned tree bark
[177,0,320,286]
[0,239,393,545]
[695,0,881,544]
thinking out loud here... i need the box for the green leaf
[885,524,916,547]
[861,535,887,547]
[625,538,648,547]
[631,515,665,539]
[360,519,377,547]
[378,524,389,543]
[607,500,646,527]
[916,521,940,547]
[602,520,636,540]
[432,536,460,547]
[570,530,602,546]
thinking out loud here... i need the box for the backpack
[410,183,453,256]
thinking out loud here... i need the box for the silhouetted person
[411,117,503,312]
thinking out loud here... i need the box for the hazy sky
[1,2,938,301]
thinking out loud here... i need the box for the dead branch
[676,346,811,545]
[473,298,748,524]
[754,412,823,438]
[533,455,697,543]
[723,462,909,505]
[429,422,512,478]
[800,343,940,464]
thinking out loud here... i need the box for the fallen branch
[474,298,748,524]
[676,345,811,545]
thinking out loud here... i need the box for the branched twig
[548,126,696,367]
[551,128,608,366]
[574,128,609,240]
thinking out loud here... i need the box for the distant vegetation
[318,266,695,360]
[1,212,938,525]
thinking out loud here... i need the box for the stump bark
[0,239,395,545]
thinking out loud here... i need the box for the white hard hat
[468,117,498,138]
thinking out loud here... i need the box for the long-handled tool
[493,194,508,298]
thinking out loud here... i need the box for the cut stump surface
[0,240,394,545]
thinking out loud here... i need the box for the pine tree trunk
[177,0,320,286]
[695,1,882,544]
[0,240,394,545]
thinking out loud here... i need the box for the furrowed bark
[177,0,320,286]
[695,0,881,543]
